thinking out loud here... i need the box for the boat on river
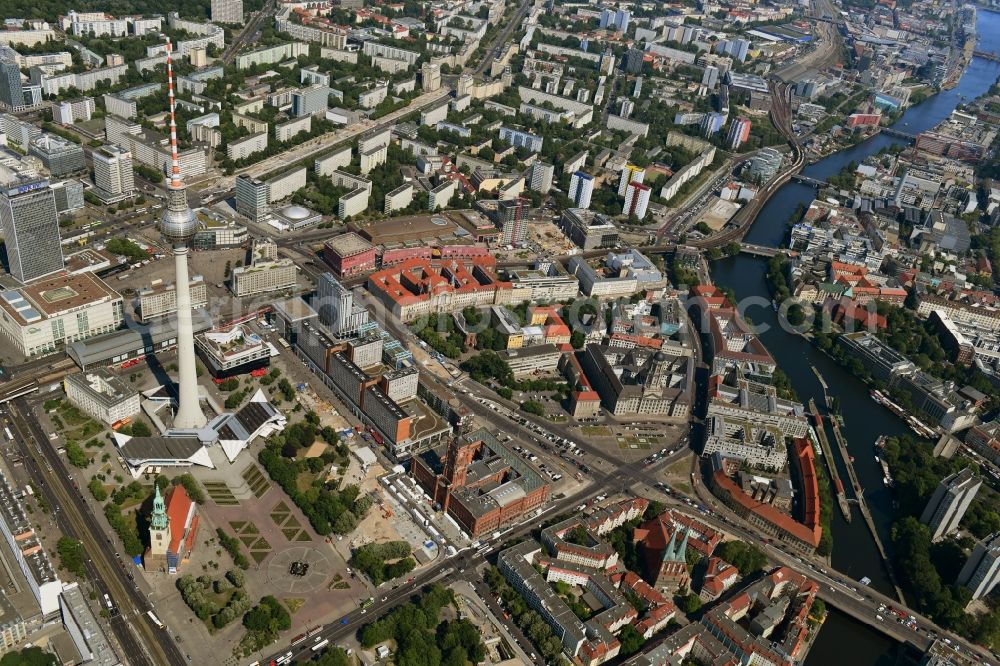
[870,390,935,438]
[880,458,894,487]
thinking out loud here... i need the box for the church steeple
[151,485,168,530]
[662,529,678,561]
[676,527,690,561]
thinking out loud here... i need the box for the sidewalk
[450,578,535,664]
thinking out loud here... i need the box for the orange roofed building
[367,257,514,322]
[165,485,199,573]
[710,467,821,554]
[689,284,730,309]
[530,305,572,345]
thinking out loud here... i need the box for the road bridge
[739,243,782,258]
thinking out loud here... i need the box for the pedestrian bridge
[790,174,828,187]
[881,127,917,141]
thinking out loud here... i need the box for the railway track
[9,398,186,666]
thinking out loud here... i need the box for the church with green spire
[145,485,172,573]
[651,526,691,591]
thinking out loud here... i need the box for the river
[709,9,1000,663]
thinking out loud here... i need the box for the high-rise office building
[28,134,86,176]
[727,118,752,151]
[569,171,594,209]
[0,61,23,111]
[958,533,1000,600]
[92,145,135,203]
[615,9,630,31]
[717,38,750,62]
[701,112,725,137]
[702,65,720,89]
[421,62,441,92]
[291,84,329,118]
[599,8,630,31]
[920,468,981,540]
[623,181,651,220]
[497,198,528,245]
[618,164,645,196]
[527,161,553,194]
[0,63,36,111]
[624,48,644,74]
[0,178,64,283]
[210,0,243,24]
[235,174,269,222]
[316,272,370,336]
[50,179,84,214]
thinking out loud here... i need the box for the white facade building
[64,368,140,425]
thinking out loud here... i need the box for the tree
[226,569,246,588]
[521,401,545,416]
[0,647,56,666]
[644,500,666,520]
[130,420,152,437]
[787,303,806,326]
[715,541,767,576]
[358,586,482,663]
[570,330,586,349]
[65,441,89,468]
[88,477,108,501]
[618,624,645,655]
[105,238,150,262]
[243,596,291,633]
[677,592,702,614]
[56,537,86,578]
[172,474,206,504]
[314,650,352,666]
[461,352,514,386]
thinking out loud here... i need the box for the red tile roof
[609,333,663,349]
[634,509,722,558]
[712,471,821,548]
[166,486,198,557]
[367,257,509,305]
[791,438,820,533]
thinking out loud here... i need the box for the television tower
[160,38,206,429]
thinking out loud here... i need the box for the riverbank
[712,7,1000,657]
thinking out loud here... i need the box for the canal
[709,9,1000,662]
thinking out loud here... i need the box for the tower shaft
[172,245,205,429]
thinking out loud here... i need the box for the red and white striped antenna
[165,37,182,188]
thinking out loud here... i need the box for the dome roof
[282,205,311,220]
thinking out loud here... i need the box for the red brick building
[846,113,882,128]
[411,427,550,536]
[367,256,513,322]
[633,509,722,592]
[710,470,821,554]
[323,232,377,277]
